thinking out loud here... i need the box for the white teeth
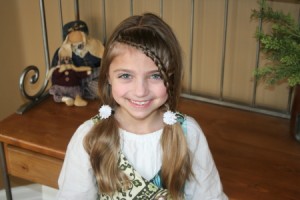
[131,100,149,105]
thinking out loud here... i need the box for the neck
[114,109,164,134]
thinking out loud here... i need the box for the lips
[130,99,150,107]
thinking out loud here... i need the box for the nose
[134,78,149,97]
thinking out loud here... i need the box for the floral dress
[92,113,187,200]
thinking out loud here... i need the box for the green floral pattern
[99,152,170,199]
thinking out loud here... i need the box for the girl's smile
[108,44,168,133]
[129,99,150,107]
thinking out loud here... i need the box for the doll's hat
[63,20,89,40]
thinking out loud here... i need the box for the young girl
[57,13,228,200]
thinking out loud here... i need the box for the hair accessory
[163,110,177,125]
[99,105,112,119]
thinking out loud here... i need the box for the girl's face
[108,45,168,127]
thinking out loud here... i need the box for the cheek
[110,82,127,98]
[155,84,168,99]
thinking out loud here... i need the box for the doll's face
[68,31,87,58]
[71,42,85,55]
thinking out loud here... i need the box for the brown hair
[84,13,193,199]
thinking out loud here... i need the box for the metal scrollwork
[17,0,51,114]
[17,65,49,114]
[19,65,47,100]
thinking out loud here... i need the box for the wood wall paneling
[191,0,226,97]
[105,0,131,39]
[163,0,193,92]
[223,0,258,104]
[133,0,161,16]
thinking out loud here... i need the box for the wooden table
[0,97,99,200]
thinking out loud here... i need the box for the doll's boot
[62,96,74,106]
[74,95,88,106]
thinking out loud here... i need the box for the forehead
[110,42,142,57]
[68,31,84,43]
[109,43,158,70]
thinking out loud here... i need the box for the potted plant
[251,0,300,141]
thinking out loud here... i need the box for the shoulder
[63,119,94,169]
[57,119,98,199]
[184,116,204,140]
[182,116,228,200]
[67,119,94,151]
[183,115,209,152]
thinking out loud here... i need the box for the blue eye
[118,73,131,79]
[151,73,162,80]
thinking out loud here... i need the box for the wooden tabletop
[0,97,99,160]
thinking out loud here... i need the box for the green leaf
[251,0,300,87]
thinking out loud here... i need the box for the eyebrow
[111,69,160,74]
[111,69,132,73]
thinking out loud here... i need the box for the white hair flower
[99,105,112,119]
[163,110,177,125]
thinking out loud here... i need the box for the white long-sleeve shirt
[57,116,228,200]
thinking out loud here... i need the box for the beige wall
[0,0,25,120]
[1,0,299,120]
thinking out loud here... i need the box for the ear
[62,35,70,45]
[58,36,72,60]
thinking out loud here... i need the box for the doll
[48,42,92,106]
[51,20,104,100]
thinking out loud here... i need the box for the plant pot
[290,84,300,141]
